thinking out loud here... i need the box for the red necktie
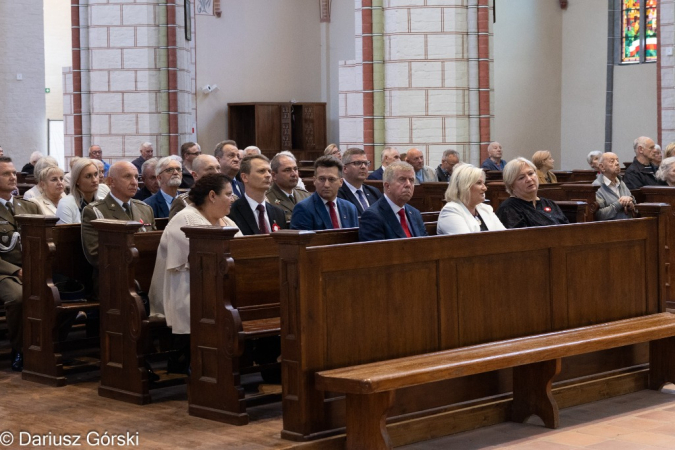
[327,201,340,229]
[397,209,412,238]
[256,204,269,234]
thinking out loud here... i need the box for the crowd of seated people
[3,132,675,376]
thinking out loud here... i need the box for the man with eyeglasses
[290,156,358,231]
[143,156,183,219]
[169,154,222,220]
[337,148,382,217]
[179,142,201,189]
[88,144,110,176]
[266,153,310,222]
[82,161,156,267]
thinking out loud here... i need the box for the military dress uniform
[0,197,40,358]
[81,193,156,266]
[265,183,311,223]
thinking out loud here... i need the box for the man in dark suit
[130,142,154,175]
[291,156,358,230]
[266,153,310,222]
[228,155,287,235]
[0,156,41,371]
[359,161,428,241]
[143,156,182,219]
[179,141,201,189]
[367,146,400,180]
[436,149,460,182]
[214,140,245,199]
[133,157,159,201]
[338,147,382,217]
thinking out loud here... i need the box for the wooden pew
[91,220,381,413]
[316,313,675,449]
[93,220,175,405]
[272,210,669,443]
[183,226,368,425]
[19,215,100,386]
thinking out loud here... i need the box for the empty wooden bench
[316,313,675,449]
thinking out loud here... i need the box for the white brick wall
[0,0,47,163]
[64,0,197,161]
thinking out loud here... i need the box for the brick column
[64,0,196,165]
[338,0,494,167]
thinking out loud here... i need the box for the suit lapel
[340,185,363,215]
[313,193,332,229]
[380,200,405,238]
[239,200,261,234]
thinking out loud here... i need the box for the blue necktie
[355,189,369,211]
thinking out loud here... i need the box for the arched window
[622,0,658,63]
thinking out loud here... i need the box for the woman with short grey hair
[496,157,569,228]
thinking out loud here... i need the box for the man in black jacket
[623,136,660,190]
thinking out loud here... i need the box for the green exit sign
[45,88,50,93]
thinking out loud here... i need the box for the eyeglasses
[315,176,340,184]
[161,167,182,174]
[346,161,371,168]
[185,151,201,157]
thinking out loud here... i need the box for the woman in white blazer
[437,163,506,235]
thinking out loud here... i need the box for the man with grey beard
[143,156,182,218]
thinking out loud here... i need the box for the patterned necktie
[122,202,133,220]
[355,189,369,211]
[327,201,340,229]
[256,204,269,234]
[397,209,412,238]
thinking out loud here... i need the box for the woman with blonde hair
[532,150,557,184]
[28,165,66,215]
[324,143,341,160]
[496,157,569,228]
[55,157,102,224]
[437,164,505,235]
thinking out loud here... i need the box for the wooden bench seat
[241,317,281,338]
[317,312,675,449]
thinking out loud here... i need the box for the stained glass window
[622,0,658,63]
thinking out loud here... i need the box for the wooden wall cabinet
[228,102,327,161]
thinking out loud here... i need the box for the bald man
[623,136,659,190]
[481,142,507,171]
[81,161,156,266]
[592,152,635,220]
[405,148,437,184]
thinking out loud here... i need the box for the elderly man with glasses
[290,155,358,230]
[143,156,183,219]
[337,147,382,217]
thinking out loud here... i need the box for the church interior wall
[560,0,608,169]
[493,0,563,168]
[0,0,47,165]
[44,0,72,122]
[195,1,327,154]
[612,63,658,158]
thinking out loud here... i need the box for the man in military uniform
[266,153,310,222]
[82,161,156,267]
[0,156,41,371]
[168,154,221,220]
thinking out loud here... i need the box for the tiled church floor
[1,359,674,450]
